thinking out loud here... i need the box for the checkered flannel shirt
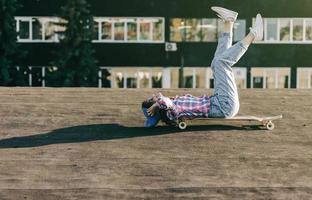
[156,94,210,121]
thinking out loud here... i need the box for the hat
[142,108,160,128]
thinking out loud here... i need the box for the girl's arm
[155,93,174,110]
[147,93,174,116]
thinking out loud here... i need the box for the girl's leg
[209,9,263,118]
[215,13,264,68]
[213,21,234,58]
[215,32,254,68]
[210,32,256,118]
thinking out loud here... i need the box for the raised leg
[210,31,255,118]
[213,21,234,59]
[209,8,263,118]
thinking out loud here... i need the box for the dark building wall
[18,0,312,17]
[18,0,312,68]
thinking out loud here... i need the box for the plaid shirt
[157,94,210,121]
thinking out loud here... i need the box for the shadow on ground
[0,124,260,148]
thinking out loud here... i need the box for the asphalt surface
[0,88,311,199]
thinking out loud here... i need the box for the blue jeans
[208,32,248,118]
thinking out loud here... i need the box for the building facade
[16,0,312,89]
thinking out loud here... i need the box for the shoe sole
[255,14,264,40]
[254,14,264,41]
[211,6,238,17]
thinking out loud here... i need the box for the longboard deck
[178,115,283,130]
[194,115,283,122]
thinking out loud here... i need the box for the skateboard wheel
[266,121,275,130]
[178,121,187,130]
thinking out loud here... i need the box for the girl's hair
[141,99,175,126]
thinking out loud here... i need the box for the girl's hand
[147,103,159,116]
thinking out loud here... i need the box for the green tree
[0,0,27,86]
[52,0,98,87]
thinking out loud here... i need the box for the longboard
[177,115,283,130]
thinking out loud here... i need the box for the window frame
[93,17,165,43]
[254,18,312,44]
[297,67,312,89]
[250,67,291,89]
[15,16,60,43]
[170,18,246,43]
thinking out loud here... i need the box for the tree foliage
[52,0,99,87]
[0,0,27,86]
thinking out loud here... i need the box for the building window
[93,17,164,43]
[170,18,216,42]
[170,18,246,42]
[233,67,247,88]
[207,67,247,89]
[16,17,60,42]
[185,19,202,42]
[251,68,291,88]
[266,19,278,41]
[233,20,246,41]
[114,20,125,41]
[280,19,291,41]
[139,19,151,40]
[152,71,162,88]
[255,18,312,43]
[170,67,246,89]
[108,67,163,88]
[293,19,303,41]
[32,18,43,40]
[153,19,164,41]
[127,19,137,41]
[297,68,312,89]
[19,19,30,39]
[305,20,312,41]
[102,21,113,40]
[170,18,184,42]
[201,19,217,42]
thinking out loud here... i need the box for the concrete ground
[0,88,311,200]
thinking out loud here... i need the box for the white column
[192,68,196,88]
[162,67,171,88]
[303,19,306,41]
[297,68,300,88]
[98,70,102,88]
[251,68,254,88]
[137,72,140,88]
[290,19,293,42]
[137,20,140,41]
[149,70,152,88]
[308,70,311,89]
[205,68,209,88]
[263,69,267,89]
[98,21,102,41]
[275,69,279,89]
[244,68,247,89]
[29,18,33,40]
[42,20,46,40]
[112,22,115,40]
[288,69,291,89]
[16,19,20,40]
[277,19,281,41]
[124,20,128,41]
[29,67,32,87]
[42,67,46,87]
[111,72,116,88]
[123,72,127,88]
[149,21,153,41]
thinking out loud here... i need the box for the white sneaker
[211,6,238,22]
[250,14,264,41]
